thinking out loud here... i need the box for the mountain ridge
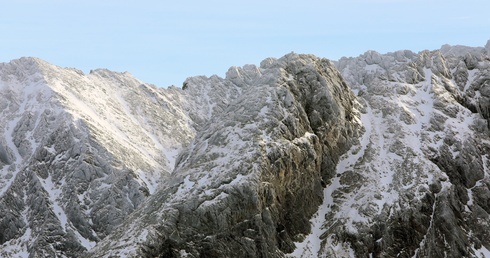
[1,41,490,257]
[0,57,197,256]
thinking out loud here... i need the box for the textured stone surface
[3,41,490,257]
[0,58,195,257]
[322,42,490,257]
[86,53,362,257]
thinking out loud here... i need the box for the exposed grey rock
[320,42,490,258]
[85,53,362,257]
[0,57,194,257]
[3,41,490,258]
[0,143,11,165]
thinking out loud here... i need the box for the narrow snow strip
[164,147,180,172]
[72,227,97,250]
[0,104,28,196]
[135,170,157,195]
[482,155,489,177]
[290,175,342,257]
[412,195,438,258]
[336,102,371,170]
[289,103,372,257]
[464,69,478,92]
[39,176,68,230]
[370,109,395,191]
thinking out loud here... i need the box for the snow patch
[164,147,180,172]
[474,245,490,258]
[135,169,157,195]
[72,227,96,250]
[40,175,68,230]
[175,175,195,197]
[199,192,229,208]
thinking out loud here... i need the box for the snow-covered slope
[291,43,490,257]
[0,58,196,257]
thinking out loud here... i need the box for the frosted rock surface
[0,57,195,257]
[295,44,490,257]
[87,53,361,257]
[2,41,490,257]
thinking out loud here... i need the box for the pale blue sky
[2,0,489,87]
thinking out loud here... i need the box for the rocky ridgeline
[0,54,361,257]
[0,58,195,257]
[1,41,490,257]
[86,54,362,257]
[324,42,490,257]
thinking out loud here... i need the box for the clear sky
[2,0,489,87]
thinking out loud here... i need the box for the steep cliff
[86,54,362,257]
[290,43,490,257]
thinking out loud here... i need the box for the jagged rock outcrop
[0,58,195,257]
[295,41,490,257]
[0,54,362,257]
[86,54,362,257]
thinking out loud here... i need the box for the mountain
[325,44,490,257]
[0,57,198,257]
[85,55,361,257]
[0,41,490,257]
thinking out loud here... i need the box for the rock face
[295,43,490,257]
[2,41,490,258]
[86,54,362,257]
[0,58,195,257]
[0,54,362,257]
